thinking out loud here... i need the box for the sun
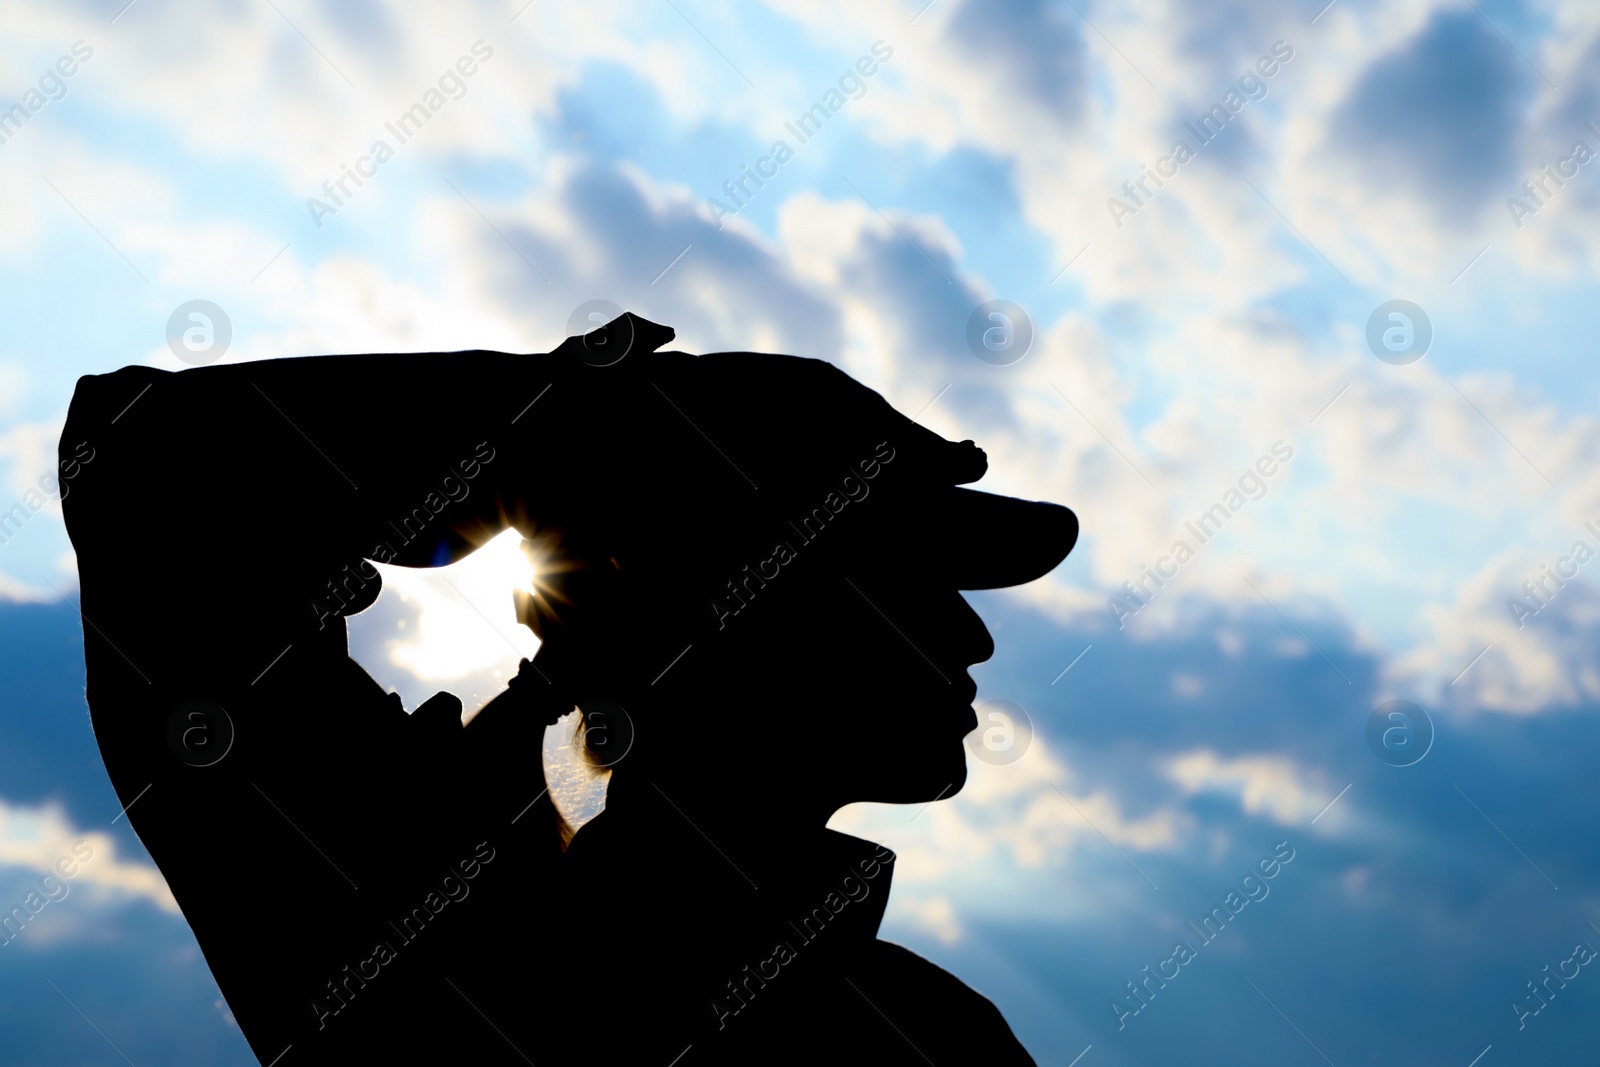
[345,528,608,828]
[354,528,540,698]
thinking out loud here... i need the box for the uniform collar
[567,801,897,946]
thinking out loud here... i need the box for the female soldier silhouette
[62,313,1075,1065]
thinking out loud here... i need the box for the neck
[601,769,840,859]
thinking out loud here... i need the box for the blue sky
[2,0,1600,1063]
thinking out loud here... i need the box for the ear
[527,550,631,636]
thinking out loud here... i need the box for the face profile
[550,549,997,815]
[60,313,1076,1065]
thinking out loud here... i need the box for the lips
[959,682,979,732]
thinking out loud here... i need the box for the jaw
[852,752,969,807]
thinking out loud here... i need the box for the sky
[1,0,1599,1063]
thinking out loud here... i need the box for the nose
[954,591,994,668]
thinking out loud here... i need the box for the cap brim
[942,488,1078,590]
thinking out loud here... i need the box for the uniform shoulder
[854,939,1038,1066]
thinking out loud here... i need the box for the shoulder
[850,939,1038,1066]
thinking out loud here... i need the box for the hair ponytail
[470,653,582,845]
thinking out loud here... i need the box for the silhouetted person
[61,313,1075,1064]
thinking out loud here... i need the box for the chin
[939,760,969,799]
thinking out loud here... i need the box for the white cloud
[0,573,55,603]
[0,418,75,601]
[1392,543,1600,714]
[890,894,962,944]
[198,83,1600,720]
[10,0,1591,704]
[0,419,64,502]
[1165,749,1332,825]
[0,799,178,916]
[0,363,26,419]
[833,730,1191,892]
